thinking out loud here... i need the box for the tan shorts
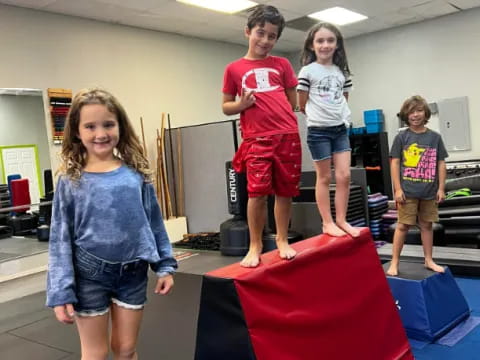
[397,198,438,225]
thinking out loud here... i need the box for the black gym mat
[439,205,480,217]
[439,216,480,226]
[439,195,480,208]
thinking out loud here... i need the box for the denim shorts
[73,246,149,316]
[307,124,351,161]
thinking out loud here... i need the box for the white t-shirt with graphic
[297,63,352,128]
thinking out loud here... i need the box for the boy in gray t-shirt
[386,95,448,276]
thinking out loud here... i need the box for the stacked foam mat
[291,183,367,238]
[333,184,367,227]
[382,209,398,234]
[368,193,389,238]
[438,194,480,247]
[0,184,13,238]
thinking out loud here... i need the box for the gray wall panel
[181,122,236,233]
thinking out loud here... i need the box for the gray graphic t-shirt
[390,128,448,200]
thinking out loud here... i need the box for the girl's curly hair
[58,88,151,182]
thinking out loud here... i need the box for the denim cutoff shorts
[307,124,351,161]
[73,246,149,316]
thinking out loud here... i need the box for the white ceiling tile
[448,0,480,9]
[345,0,435,17]
[1,0,479,54]
[380,7,425,26]
[0,0,56,8]
[42,0,142,22]
[266,0,340,17]
[411,0,459,18]
[96,0,171,11]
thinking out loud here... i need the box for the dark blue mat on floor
[412,277,480,360]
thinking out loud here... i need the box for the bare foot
[386,264,399,276]
[276,239,297,260]
[425,261,445,273]
[240,248,262,268]
[337,221,361,237]
[323,222,347,237]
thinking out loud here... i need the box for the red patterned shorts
[232,133,302,198]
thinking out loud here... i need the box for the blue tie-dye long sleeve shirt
[46,165,177,307]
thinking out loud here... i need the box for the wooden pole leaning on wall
[140,116,147,158]
[156,129,165,216]
[176,128,184,217]
[167,114,178,217]
[160,113,173,219]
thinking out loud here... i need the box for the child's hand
[53,304,75,324]
[436,189,446,203]
[239,88,256,110]
[394,189,406,204]
[154,274,174,295]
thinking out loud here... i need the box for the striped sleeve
[343,75,353,92]
[297,66,310,92]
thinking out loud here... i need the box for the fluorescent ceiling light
[308,7,368,26]
[177,0,258,14]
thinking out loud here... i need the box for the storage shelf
[47,88,72,145]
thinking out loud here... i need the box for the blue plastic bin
[351,127,366,135]
[366,123,383,133]
[364,109,384,124]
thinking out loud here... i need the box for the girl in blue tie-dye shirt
[46,88,177,359]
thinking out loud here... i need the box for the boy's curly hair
[399,95,432,126]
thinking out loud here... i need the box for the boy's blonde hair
[399,95,432,126]
[59,88,151,181]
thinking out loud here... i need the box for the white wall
[345,8,480,161]
[0,4,249,171]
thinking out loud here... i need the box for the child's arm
[222,91,255,115]
[437,160,446,203]
[46,177,77,322]
[391,158,405,203]
[285,87,297,110]
[297,90,308,114]
[143,182,178,276]
[344,92,349,101]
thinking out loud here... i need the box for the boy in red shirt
[222,5,301,267]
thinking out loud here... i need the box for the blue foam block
[385,263,470,342]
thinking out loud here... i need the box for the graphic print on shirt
[242,68,280,93]
[317,75,343,105]
[402,143,437,182]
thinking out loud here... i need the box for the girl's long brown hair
[300,22,351,77]
[59,88,151,182]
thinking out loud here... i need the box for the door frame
[0,144,43,197]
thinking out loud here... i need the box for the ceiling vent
[285,16,319,32]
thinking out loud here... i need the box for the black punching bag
[225,161,247,219]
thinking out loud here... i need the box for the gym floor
[0,239,479,359]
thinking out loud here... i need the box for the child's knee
[396,223,410,233]
[418,220,432,231]
[316,173,331,185]
[335,172,350,185]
